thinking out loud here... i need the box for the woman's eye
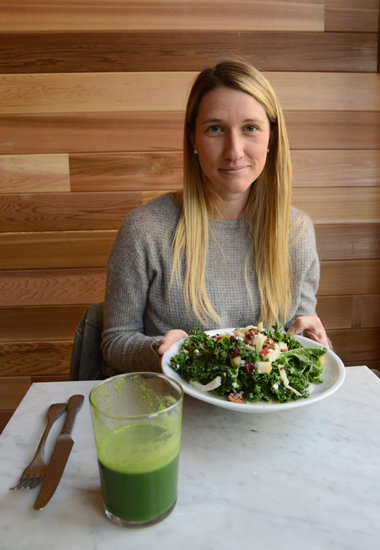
[244,125,257,132]
[207,125,222,133]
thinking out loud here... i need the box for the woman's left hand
[287,315,330,349]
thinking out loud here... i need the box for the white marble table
[1,367,380,550]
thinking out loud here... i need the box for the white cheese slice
[189,376,222,392]
[278,366,302,397]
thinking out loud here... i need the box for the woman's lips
[219,166,248,174]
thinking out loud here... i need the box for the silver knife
[33,394,84,510]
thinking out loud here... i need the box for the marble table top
[1,367,380,550]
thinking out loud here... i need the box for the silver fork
[9,402,67,490]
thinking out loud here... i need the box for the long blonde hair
[172,60,293,327]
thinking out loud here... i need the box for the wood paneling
[319,260,380,296]
[2,72,380,115]
[2,111,379,156]
[316,296,353,330]
[327,328,380,362]
[0,306,85,342]
[0,154,70,193]
[292,150,380,188]
[2,224,379,271]
[325,0,379,32]
[0,341,72,377]
[0,31,377,74]
[286,111,380,150]
[352,295,380,329]
[1,261,379,308]
[0,231,116,269]
[315,224,380,261]
[0,376,31,409]
[0,0,378,387]
[293,187,380,224]
[0,0,324,32]
[0,112,184,154]
[0,268,106,306]
[69,150,380,192]
[70,152,183,192]
[0,192,141,232]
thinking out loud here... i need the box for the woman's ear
[189,132,197,153]
[269,124,278,149]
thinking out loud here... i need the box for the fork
[9,402,67,490]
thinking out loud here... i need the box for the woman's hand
[287,315,330,349]
[158,329,188,356]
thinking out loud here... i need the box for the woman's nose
[223,132,244,160]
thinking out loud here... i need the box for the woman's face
[191,87,272,203]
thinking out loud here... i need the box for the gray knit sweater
[102,194,320,373]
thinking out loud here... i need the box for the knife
[33,394,84,510]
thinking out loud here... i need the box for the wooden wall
[0,0,379,424]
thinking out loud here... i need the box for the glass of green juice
[89,372,183,527]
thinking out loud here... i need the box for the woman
[102,60,329,374]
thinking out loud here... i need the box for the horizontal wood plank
[315,224,380,261]
[286,111,380,150]
[0,154,70,193]
[0,341,72,377]
[292,187,380,224]
[327,328,380,362]
[2,224,379,271]
[0,0,324,32]
[325,0,379,32]
[0,31,377,74]
[0,268,106,307]
[1,72,380,115]
[292,150,380,188]
[2,111,379,156]
[69,149,380,192]
[316,296,353,330]
[0,306,86,342]
[319,260,380,296]
[1,260,379,307]
[70,152,183,192]
[0,192,141,232]
[0,230,117,269]
[352,295,380,329]
[0,376,31,409]
[0,112,184,154]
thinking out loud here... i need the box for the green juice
[96,423,181,523]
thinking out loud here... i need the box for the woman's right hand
[158,329,188,356]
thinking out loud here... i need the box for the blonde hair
[172,60,294,327]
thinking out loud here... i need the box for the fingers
[157,329,188,356]
[287,315,330,349]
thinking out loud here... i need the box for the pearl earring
[194,150,198,155]
[267,148,270,153]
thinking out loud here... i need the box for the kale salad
[170,323,327,404]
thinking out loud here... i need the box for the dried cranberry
[245,363,255,375]
[230,336,238,342]
[230,346,238,358]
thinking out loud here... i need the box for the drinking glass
[89,372,183,527]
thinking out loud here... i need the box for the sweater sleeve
[101,210,162,373]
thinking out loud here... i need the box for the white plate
[162,328,346,413]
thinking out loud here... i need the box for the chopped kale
[170,324,327,404]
